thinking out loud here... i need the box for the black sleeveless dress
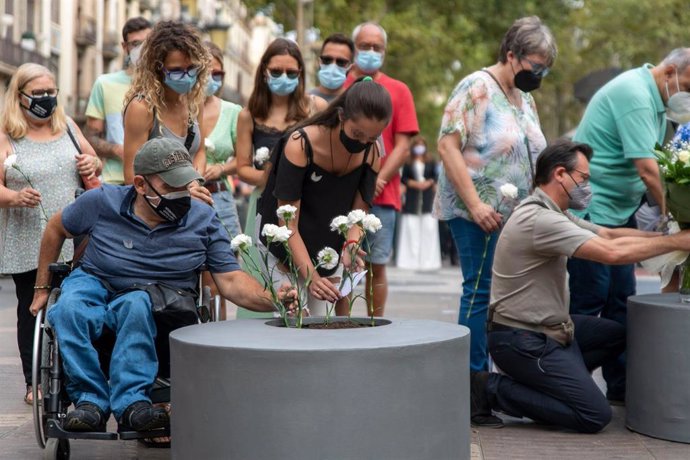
[258,128,377,276]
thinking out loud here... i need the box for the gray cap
[133,138,203,187]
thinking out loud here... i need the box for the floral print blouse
[433,70,547,221]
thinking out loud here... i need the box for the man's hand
[30,290,50,316]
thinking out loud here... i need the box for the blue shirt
[62,184,239,291]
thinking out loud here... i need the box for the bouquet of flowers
[654,141,690,227]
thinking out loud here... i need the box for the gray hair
[661,48,690,73]
[498,16,557,67]
[352,22,388,48]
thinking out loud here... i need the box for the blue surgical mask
[318,63,347,90]
[164,75,197,94]
[206,78,222,97]
[267,73,299,96]
[355,50,383,73]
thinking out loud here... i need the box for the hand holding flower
[12,187,41,208]
[469,201,502,233]
[277,283,300,316]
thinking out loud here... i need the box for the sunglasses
[521,56,550,78]
[320,56,350,68]
[21,88,59,98]
[163,66,199,81]
[211,71,225,82]
[267,68,300,79]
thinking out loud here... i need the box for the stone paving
[1,266,688,459]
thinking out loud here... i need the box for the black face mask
[339,124,372,154]
[514,70,542,93]
[143,177,192,223]
[20,93,58,119]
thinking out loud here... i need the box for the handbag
[126,282,199,325]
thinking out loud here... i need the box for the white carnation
[276,204,298,222]
[678,150,690,164]
[362,214,383,233]
[262,223,292,243]
[317,247,339,270]
[499,183,519,200]
[255,147,270,166]
[230,234,253,252]
[330,215,350,234]
[3,154,17,171]
[347,209,366,226]
[204,138,215,152]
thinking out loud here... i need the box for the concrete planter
[170,317,470,460]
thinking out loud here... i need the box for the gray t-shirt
[490,188,600,332]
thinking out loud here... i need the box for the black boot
[470,371,504,428]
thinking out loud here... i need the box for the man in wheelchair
[28,138,290,434]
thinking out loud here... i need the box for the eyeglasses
[568,168,590,185]
[521,56,550,78]
[356,43,384,53]
[267,68,300,79]
[211,71,225,82]
[320,56,350,68]
[163,66,199,81]
[21,88,59,98]
[126,40,144,49]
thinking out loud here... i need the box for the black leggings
[12,269,37,386]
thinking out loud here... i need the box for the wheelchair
[31,262,222,459]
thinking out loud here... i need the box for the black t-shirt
[258,128,377,276]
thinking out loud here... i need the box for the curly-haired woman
[235,38,326,318]
[123,20,212,203]
[0,63,100,404]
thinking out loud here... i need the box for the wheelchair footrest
[46,419,118,441]
[118,426,170,440]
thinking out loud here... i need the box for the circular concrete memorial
[170,318,470,460]
[626,294,690,443]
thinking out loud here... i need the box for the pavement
[1,265,689,459]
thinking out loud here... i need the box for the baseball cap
[133,138,203,187]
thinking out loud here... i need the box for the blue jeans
[212,189,241,238]
[47,268,158,420]
[566,214,636,399]
[486,315,625,433]
[449,217,499,371]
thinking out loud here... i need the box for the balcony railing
[0,35,58,73]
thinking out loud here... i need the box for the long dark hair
[247,38,309,122]
[293,77,392,131]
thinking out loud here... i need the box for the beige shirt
[489,188,600,335]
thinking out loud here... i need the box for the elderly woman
[0,63,100,405]
[434,16,556,379]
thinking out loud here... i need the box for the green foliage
[244,0,690,150]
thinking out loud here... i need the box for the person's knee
[577,400,612,433]
[47,298,88,329]
[118,291,153,322]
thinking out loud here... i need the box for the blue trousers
[449,217,499,371]
[47,268,158,420]
[566,214,636,399]
[486,314,625,433]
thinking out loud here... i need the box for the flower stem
[466,234,490,320]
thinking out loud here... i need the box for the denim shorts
[363,205,397,265]
[212,190,241,238]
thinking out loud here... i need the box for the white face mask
[412,145,426,156]
[129,44,143,67]
[666,71,690,123]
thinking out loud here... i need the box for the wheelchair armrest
[49,263,72,289]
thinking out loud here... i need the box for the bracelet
[33,285,51,290]
[342,239,359,251]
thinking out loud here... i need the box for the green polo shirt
[573,64,666,226]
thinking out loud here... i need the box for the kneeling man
[472,139,690,432]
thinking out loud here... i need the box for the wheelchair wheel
[32,289,60,449]
[44,438,70,460]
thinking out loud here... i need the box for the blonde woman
[123,20,211,204]
[0,63,100,404]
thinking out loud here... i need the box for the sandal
[24,385,42,406]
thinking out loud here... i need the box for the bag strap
[65,123,82,155]
[184,118,195,152]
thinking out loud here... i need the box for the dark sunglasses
[320,56,350,68]
[163,66,199,81]
[267,68,300,79]
[211,71,225,82]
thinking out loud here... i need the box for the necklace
[329,128,353,175]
